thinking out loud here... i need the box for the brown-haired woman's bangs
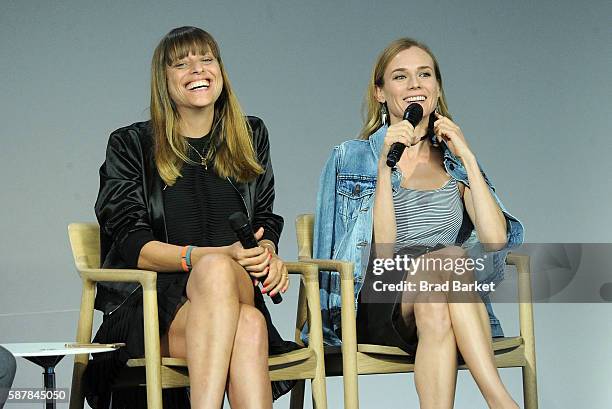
[163,31,218,66]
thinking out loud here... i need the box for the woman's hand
[226,227,289,294]
[433,112,474,161]
[379,120,419,167]
[227,227,271,275]
[258,253,289,296]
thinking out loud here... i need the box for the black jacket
[94,116,284,314]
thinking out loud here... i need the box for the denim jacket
[303,125,524,346]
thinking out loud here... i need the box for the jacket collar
[368,124,460,165]
[369,124,388,157]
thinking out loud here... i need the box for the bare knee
[235,305,268,352]
[187,253,238,299]
[237,306,268,341]
[414,300,453,340]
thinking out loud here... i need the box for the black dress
[356,244,444,355]
[84,135,298,408]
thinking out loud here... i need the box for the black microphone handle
[386,142,405,167]
[234,225,259,249]
[233,225,283,304]
[386,103,423,168]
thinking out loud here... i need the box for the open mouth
[405,95,426,103]
[186,80,210,91]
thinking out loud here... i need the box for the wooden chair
[291,214,538,409]
[67,222,328,409]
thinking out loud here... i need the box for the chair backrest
[295,214,315,259]
[68,223,101,270]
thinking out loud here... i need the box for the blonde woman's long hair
[150,26,263,185]
[359,38,452,140]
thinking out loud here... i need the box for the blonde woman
[313,38,524,408]
[86,27,294,409]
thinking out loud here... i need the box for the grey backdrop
[1,0,610,408]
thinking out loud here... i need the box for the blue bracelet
[185,245,196,271]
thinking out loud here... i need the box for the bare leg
[436,246,519,409]
[397,249,458,409]
[226,305,272,409]
[447,301,518,408]
[403,295,457,409]
[161,253,266,409]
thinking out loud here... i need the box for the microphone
[385,103,424,168]
[229,211,282,304]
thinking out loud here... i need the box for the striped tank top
[393,177,464,249]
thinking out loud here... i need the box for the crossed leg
[400,246,518,409]
[161,253,272,409]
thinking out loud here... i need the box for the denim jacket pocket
[336,174,376,224]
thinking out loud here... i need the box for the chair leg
[142,282,163,409]
[310,377,328,409]
[516,254,538,409]
[289,380,305,409]
[70,278,96,409]
[68,359,87,409]
[522,362,538,409]
[343,371,359,409]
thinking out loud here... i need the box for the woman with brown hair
[85,26,294,409]
[313,38,524,408]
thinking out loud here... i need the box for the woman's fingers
[261,258,289,296]
[382,121,419,156]
[277,265,290,294]
[237,248,270,270]
[254,227,265,241]
[433,113,473,158]
[236,245,265,258]
[249,267,270,278]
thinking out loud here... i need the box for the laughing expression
[376,47,440,126]
[166,50,223,116]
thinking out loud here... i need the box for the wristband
[185,245,195,271]
[181,245,196,272]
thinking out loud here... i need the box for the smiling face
[375,46,440,126]
[166,49,223,117]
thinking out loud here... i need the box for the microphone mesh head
[228,211,249,231]
[403,103,423,127]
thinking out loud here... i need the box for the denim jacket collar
[369,125,462,194]
[370,124,461,168]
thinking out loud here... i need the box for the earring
[380,103,388,126]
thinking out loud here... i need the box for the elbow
[482,234,507,252]
[482,215,508,252]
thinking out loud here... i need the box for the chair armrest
[73,267,160,344]
[296,258,354,310]
[298,258,358,398]
[505,252,533,303]
[504,252,535,345]
[297,258,354,281]
[71,266,163,408]
[77,268,157,288]
[283,262,325,356]
[505,253,529,273]
[297,258,357,345]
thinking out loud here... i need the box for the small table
[1,342,122,409]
